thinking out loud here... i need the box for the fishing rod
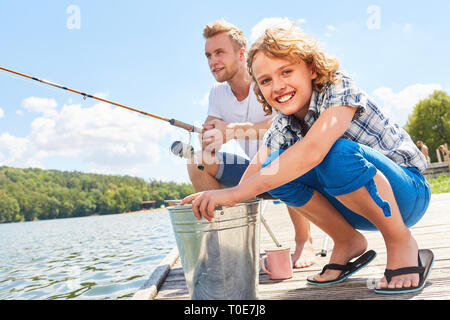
[0,66,202,133]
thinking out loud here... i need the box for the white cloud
[0,99,174,176]
[402,23,412,33]
[199,92,209,106]
[0,107,4,118]
[372,83,442,126]
[0,133,30,165]
[324,24,336,37]
[21,97,58,116]
[391,22,413,33]
[250,17,305,44]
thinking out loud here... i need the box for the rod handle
[169,119,202,133]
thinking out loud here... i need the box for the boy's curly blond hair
[247,24,340,115]
[203,20,248,51]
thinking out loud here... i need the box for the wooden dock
[135,193,450,300]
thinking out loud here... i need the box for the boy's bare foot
[311,231,368,282]
[378,235,420,289]
[292,239,316,268]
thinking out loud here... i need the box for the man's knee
[187,151,220,179]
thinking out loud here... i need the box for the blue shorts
[215,152,250,188]
[262,138,431,231]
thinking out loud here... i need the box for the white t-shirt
[207,82,275,159]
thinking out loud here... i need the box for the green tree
[0,166,195,223]
[404,90,450,162]
[0,196,21,223]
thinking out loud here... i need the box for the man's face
[205,33,241,82]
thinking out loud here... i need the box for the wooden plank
[132,247,179,300]
[153,193,450,300]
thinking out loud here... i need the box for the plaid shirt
[263,72,427,173]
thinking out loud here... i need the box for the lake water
[0,210,176,300]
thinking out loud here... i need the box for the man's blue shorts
[262,138,431,231]
[215,152,250,188]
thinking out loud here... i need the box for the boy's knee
[316,138,378,198]
[316,138,361,177]
[267,181,313,207]
[262,149,314,207]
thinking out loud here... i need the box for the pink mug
[261,247,293,280]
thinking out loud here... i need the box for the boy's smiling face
[252,52,317,120]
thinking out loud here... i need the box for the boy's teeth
[278,93,293,102]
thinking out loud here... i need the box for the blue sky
[1,0,449,183]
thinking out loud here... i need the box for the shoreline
[1,206,170,225]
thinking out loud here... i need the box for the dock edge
[132,247,179,300]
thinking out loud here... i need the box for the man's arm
[422,146,429,159]
[204,117,275,140]
[201,117,274,151]
[224,117,275,140]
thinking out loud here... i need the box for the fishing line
[1,65,206,170]
[0,66,202,133]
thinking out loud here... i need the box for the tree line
[0,166,194,223]
[404,90,450,163]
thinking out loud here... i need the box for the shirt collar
[276,89,320,136]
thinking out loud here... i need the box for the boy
[183,22,433,294]
[189,20,315,268]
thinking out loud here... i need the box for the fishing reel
[170,141,204,171]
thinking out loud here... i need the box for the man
[417,140,430,163]
[187,20,315,268]
[439,144,450,170]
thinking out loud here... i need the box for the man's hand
[200,119,233,152]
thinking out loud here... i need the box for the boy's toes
[402,279,412,288]
[386,275,420,289]
[394,280,404,289]
[378,276,388,289]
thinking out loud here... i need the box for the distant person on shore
[417,141,431,163]
[188,20,315,268]
[439,144,450,170]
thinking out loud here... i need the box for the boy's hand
[181,188,239,221]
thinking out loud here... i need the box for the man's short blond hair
[203,20,247,51]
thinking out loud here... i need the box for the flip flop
[307,250,377,286]
[374,249,434,294]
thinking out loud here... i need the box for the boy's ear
[311,65,318,80]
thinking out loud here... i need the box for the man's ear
[240,48,247,61]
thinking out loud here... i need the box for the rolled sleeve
[319,75,369,121]
[263,121,285,150]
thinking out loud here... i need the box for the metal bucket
[167,199,261,300]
